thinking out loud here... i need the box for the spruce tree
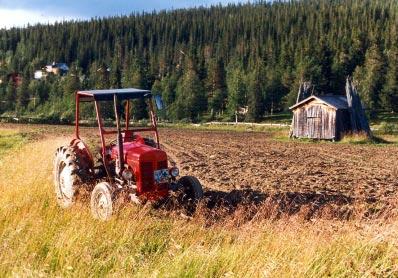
[160,75,177,119]
[206,59,226,116]
[63,67,80,95]
[226,64,246,117]
[264,69,286,114]
[5,81,16,111]
[151,80,162,95]
[174,64,206,121]
[317,38,334,95]
[355,43,386,116]
[110,57,122,89]
[16,78,30,113]
[381,46,398,112]
[161,75,177,107]
[246,63,266,122]
[121,55,148,120]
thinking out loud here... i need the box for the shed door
[306,106,322,138]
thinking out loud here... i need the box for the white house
[34,70,44,79]
[45,62,69,75]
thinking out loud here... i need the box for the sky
[0,0,248,29]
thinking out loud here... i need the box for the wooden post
[296,82,304,104]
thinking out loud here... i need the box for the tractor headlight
[170,167,179,177]
[122,169,133,180]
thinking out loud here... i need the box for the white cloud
[0,1,252,29]
[0,8,80,29]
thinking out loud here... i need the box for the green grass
[339,133,391,145]
[370,112,398,125]
[0,129,28,158]
[262,112,292,124]
[161,122,289,134]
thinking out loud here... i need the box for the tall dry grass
[0,136,397,276]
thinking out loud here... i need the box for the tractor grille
[140,162,154,188]
[157,160,168,170]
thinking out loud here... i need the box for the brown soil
[159,129,398,221]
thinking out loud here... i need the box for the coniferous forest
[0,0,398,122]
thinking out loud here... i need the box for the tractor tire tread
[53,145,84,208]
[179,176,204,200]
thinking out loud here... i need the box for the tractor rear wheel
[90,182,113,220]
[53,146,81,208]
[177,176,203,211]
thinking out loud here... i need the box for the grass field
[0,125,398,277]
[0,130,28,158]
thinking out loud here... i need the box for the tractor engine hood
[111,142,167,165]
[111,142,169,196]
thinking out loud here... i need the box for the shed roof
[77,88,152,101]
[289,95,348,110]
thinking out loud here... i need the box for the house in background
[46,62,69,75]
[289,95,351,140]
[34,62,69,80]
[289,78,371,141]
[34,70,46,80]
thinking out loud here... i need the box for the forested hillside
[0,0,397,122]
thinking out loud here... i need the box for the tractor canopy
[74,87,161,175]
[77,88,152,101]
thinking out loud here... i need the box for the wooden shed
[289,95,352,140]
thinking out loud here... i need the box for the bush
[178,118,192,124]
[60,110,74,124]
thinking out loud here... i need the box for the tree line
[0,0,398,122]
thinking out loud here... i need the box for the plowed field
[159,129,398,220]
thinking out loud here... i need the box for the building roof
[289,95,348,110]
[46,62,69,72]
[77,88,152,101]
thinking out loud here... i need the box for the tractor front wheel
[90,182,114,220]
[177,176,204,211]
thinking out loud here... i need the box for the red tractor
[53,88,203,220]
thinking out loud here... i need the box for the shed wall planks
[292,103,348,140]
